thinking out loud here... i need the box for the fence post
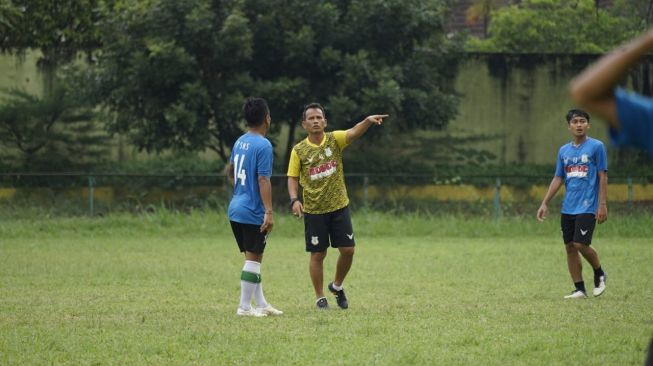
[627,177,633,209]
[494,178,502,220]
[88,176,95,216]
[363,175,369,208]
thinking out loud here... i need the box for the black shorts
[561,213,596,245]
[304,206,355,252]
[230,221,268,253]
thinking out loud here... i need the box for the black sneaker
[328,282,349,309]
[316,297,329,310]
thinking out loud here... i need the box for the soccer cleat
[593,274,607,297]
[316,297,329,310]
[328,282,349,309]
[257,304,283,316]
[236,307,267,317]
[564,290,588,299]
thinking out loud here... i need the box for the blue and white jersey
[227,132,273,225]
[554,137,607,215]
[612,88,653,158]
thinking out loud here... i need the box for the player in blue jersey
[226,97,282,317]
[536,109,608,299]
[570,28,653,158]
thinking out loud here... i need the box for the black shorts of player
[560,213,596,245]
[230,221,268,254]
[303,206,355,253]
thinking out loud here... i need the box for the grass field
[1,210,652,365]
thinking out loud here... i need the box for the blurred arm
[569,29,653,128]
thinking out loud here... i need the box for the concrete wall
[449,53,609,165]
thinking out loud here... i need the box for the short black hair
[242,97,269,127]
[302,102,325,121]
[566,109,590,123]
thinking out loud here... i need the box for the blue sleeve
[256,142,273,177]
[595,141,607,172]
[554,150,564,177]
[612,88,653,158]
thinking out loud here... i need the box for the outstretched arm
[536,176,563,222]
[345,115,389,144]
[569,29,653,128]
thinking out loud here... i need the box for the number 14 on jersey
[233,154,247,186]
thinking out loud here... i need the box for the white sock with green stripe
[240,260,261,310]
[254,282,268,309]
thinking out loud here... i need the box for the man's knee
[338,246,355,258]
[310,251,327,262]
[565,243,579,254]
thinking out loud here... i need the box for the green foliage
[0,0,105,70]
[0,80,109,169]
[467,0,642,53]
[0,0,20,34]
[80,0,463,164]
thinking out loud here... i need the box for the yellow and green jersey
[287,131,350,214]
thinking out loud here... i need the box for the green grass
[1,210,652,365]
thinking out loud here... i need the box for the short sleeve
[333,130,349,150]
[287,148,300,177]
[554,150,564,178]
[256,142,273,177]
[595,142,608,172]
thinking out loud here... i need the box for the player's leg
[310,251,328,308]
[231,221,266,317]
[305,212,330,309]
[328,206,355,309]
[561,215,587,298]
[572,214,606,297]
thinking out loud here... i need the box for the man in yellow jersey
[287,102,388,309]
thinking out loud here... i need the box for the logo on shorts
[580,229,588,236]
[311,236,319,245]
[346,233,354,240]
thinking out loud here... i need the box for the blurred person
[570,28,653,157]
[536,109,608,299]
[227,97,282,317]
[287,102,388,309]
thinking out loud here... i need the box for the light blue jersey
[228,132,273,225]
[554,137,607,215]
[612,88,653,158]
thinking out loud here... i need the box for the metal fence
[1,173,652,217]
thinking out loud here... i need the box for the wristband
[290,198,300,207]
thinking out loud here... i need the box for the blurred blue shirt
[612,88,653,158]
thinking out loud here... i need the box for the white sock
[239,260,261,310]
[254,283,268,309]
[331,282,343,291]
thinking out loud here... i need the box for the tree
[83,0,463,166]
[81,0,254,161]
[0,82,107,168]
[466,0,641,53]
[0,0,106,91]
[0,0,20,33]
[246,0,464,166]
